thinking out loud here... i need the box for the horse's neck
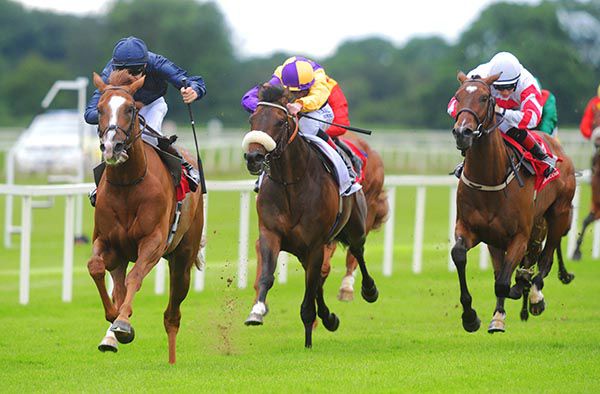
[270,137,311,183]
[105,136,147,185]
[464,129,508,184]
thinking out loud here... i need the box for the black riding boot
[506,128,556,177]
[334,138,363,176]
[529,143,557,177]
[164,145,200,192]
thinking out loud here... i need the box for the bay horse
[572,132,600,260]
[450,72,576,333]
[242,84,379,348]
[251,132,388,302]
[87,70,204,364]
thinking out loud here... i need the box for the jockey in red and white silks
[447,51,556,176]
[448,54,543,134]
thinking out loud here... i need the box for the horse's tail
[195,234,207,270]
[371,186,389,231]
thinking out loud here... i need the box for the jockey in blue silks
[84,36,206,203]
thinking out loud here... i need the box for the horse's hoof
[98,336,118,353]
[529,300,546,316]
[487,312,506,333]
[110,320,135,344]
[323,313,340,332]
[337,288,354,302]
[571,249,582,261]
[244,313,264,326]
[461,310,481,333]
[361,285,379,303]
[520,308,529,322]
[559,272,575,285]
[508,284,523,300]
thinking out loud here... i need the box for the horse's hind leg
[164,253,194,364]
[316,262,340,332]
[531,209,570,316]
[572,212,595,261]
[556,241,574,284]
[338,250,358,302]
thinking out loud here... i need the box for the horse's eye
[480,95,488,103]
[454,95,460,103]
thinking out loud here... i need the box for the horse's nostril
[99,143,105,152]
[114,142,125,153]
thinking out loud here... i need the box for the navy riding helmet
[112,36,148,67]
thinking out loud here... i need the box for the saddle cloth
[502,133,561,192]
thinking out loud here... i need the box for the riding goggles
[493,82,517,91]
[115,65,146,76]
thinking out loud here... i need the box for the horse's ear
[93,72,106,91]
[457,71,468,84]
[483,73,501,86]
[129,75,146,95]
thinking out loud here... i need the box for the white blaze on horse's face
[241,130,277,153]
[101,95,129,165]
[465,86,477,94]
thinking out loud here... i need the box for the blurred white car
[13,110,100,175]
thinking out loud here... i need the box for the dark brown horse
[572,130,600,260]
[251,132,388,302]
[242,84,379,348]
[87,70,204,364]
[450,72,576,333]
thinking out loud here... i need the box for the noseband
[255,101,299,161]
[97,87,141,150]
[454,79,501,137]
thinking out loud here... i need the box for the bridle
[97,86,146,187]
[454,79,502,137]
[254,101,307,186]
[255,101,299,164]
[97,87,142,151]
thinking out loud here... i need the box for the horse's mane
[258,84,286,103]
[108,70,136,86]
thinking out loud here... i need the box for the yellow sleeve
[296,69,331,112]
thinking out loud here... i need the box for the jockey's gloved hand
[286,102,302,115]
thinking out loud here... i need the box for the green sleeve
[538,92,558,135]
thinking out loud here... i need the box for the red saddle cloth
[501,133,561,192]
[176,166,191,201]
[339,138,368,183]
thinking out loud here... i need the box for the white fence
[1,173,598,305]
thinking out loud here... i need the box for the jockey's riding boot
[530,142,557,178]
[89,188,97,207]
[182,159,200,192]
[450,162,464,178]
[335,144,357,181]
[334,138,363,176]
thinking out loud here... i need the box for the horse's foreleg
[572,212,595,261]
[245,231,280,326]
[451,231,480,332]
[112,234,164,344]
[301,248,324,348]
[252,238,262,303]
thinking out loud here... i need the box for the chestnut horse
[450,72,576,333]
[572,132,600,260]
[242,84,379,348]
[252,132,388,302]
[87,70,204,364]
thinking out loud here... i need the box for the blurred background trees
[0,0,599,129]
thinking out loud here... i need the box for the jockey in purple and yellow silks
[241,56,359,180]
